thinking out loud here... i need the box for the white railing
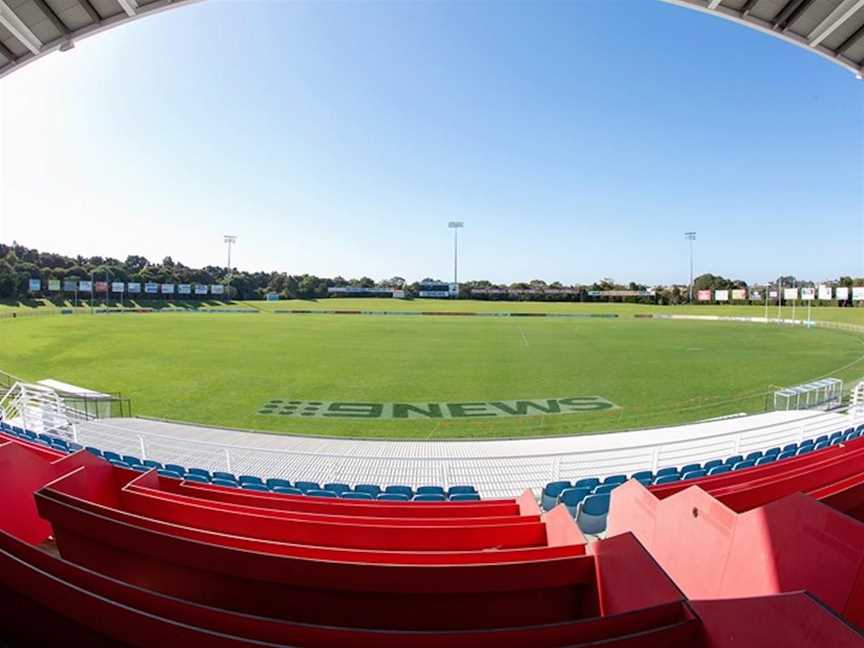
[0,382,89,441]
[71,408,864,498]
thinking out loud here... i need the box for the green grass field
[2,300,863,439]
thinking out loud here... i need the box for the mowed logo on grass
[258,396,619,419]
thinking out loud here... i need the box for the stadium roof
[0,0,198,79]
[665,0,864,76]
[0,0,862,79]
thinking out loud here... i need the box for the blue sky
[0,0,861,285]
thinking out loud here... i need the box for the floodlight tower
[685,232,696,303]
[448,221,464,290]
[224,235,237,298]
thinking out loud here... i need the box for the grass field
[2,302,863,439]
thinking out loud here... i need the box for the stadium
[1,0,864,646]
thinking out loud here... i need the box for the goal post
[773,378,843,412]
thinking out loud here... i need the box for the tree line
[0,242,861,303]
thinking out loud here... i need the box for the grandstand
[0,414,863,644]
[1,0,864,644]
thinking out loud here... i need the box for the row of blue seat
[156,469,480,501]
[542,425,864,512]
[83,446,481,501]
[542,424,864,536]
[0,423,482,502]
[0,423,84,454]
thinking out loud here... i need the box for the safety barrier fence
[66,407,864,498]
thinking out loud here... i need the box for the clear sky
[0,0,862,285]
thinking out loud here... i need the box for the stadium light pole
[685,232,696,304]
[224,235,237,300]
[448,222,463,292]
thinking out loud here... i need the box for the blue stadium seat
[108,460,131,469]
[573,477,601,489]
[814,441,829,450]
[682,469,707,480]
[142,460,162,469]
[844,430,860,442]
[446,485,477,496]
[815,435,829,445]
[655,467,678,478]
[635,476,654,487]
[294,480,321,493]
[777,450,797,460]
[755,456,776,466]
[764,447,781,457]
[723,455,743,467]
[796,446,814,456]
[856,424,864,435]
[38,433,53,443]
[559,487,592,516]
[240,483,269,492]
[341,491,374,500]
[354,484,382,497]
[184,474,210,484]
[830,431,843,442]
[306,489,338,498]
[67,442,83,452]
[653,474,680,485]
[416,486,446,496]
[266,478,292,490]
[131,464,150,472]
[122,455,142,466]
[413,494,447,502]
[238,475,265,486]
[272,486,302,496]
[732,460,755,471]
[744,451,762,462]
[708,465,732,476]
[157,468,183,479]
[103,451,122,462]
[680,463,701,475]
[323,483,352,495]
[602,474,627,485]
[799,440,814,449]
[576,494,611,535]
[831,437,845,446]
[164,464,186,474]
[449,493,481,502]
[212,478,239,488]
[186,468,210,478]
[84,447,102,457]
[593,483,619,495]
[630,470,654,482]
[782,443,798,453]
[542,481,572,511]
[377,493,410,501]
[212,472,237,482]
[702,460,724,472]
[384,485,414,498]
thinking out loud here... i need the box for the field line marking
[517,324,529,348]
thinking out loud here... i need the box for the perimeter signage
[258,396,619,419]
